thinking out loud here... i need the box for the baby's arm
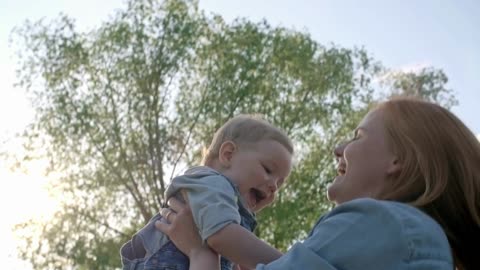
[207,223,282,269]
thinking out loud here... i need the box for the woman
[156,98,480,270]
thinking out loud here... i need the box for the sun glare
[0,158,60,269]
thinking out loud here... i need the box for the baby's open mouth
[249,188,267,207]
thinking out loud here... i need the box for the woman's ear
[387,157,402,176]
[218,141,237,167]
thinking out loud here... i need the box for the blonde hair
[201,114,293,165]
[378,97,480,270]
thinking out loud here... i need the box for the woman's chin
[326,185,336,203]
[326,179,342,205]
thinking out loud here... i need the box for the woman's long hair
[379,97,480,270]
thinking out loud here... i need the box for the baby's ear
[387,157,402,176]
[218,141,237,167]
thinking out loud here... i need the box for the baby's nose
[267,179,278,193]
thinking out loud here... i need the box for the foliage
[379,67,457,108]
[13,0,203,268]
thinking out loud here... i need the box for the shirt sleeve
[256,198,410,270]
[167,174,241,241]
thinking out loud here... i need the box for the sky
[0,0,479,269]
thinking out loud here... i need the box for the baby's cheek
[264,194,276,208]
[270,192,277,202]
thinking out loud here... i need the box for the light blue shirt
[121,166,256,270]
[257,198,453,270]
[166,166,246,241]
[132,166,247,256]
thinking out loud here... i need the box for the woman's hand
[155,191,220,270]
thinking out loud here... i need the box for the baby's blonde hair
[201,114,293,165]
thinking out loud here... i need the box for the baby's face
[222,139,292,212]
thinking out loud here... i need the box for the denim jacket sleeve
[257,198,453,270]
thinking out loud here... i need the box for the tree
[10,0,457,268]
[13,0,204,269]
[379,67,457,108]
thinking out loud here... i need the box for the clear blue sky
[0,1,479,267]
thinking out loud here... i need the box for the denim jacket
[257,198,453,270]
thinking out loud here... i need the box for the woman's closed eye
[262,164,272,174]
[351,130,360,141]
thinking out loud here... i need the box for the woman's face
[327,108,399,205]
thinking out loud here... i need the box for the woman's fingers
[155,219,169,233]
[155,199,204,257]
[167,193,188,213]
[155,207,176,233]
[158,190,190,224]
[160,207,175,223]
